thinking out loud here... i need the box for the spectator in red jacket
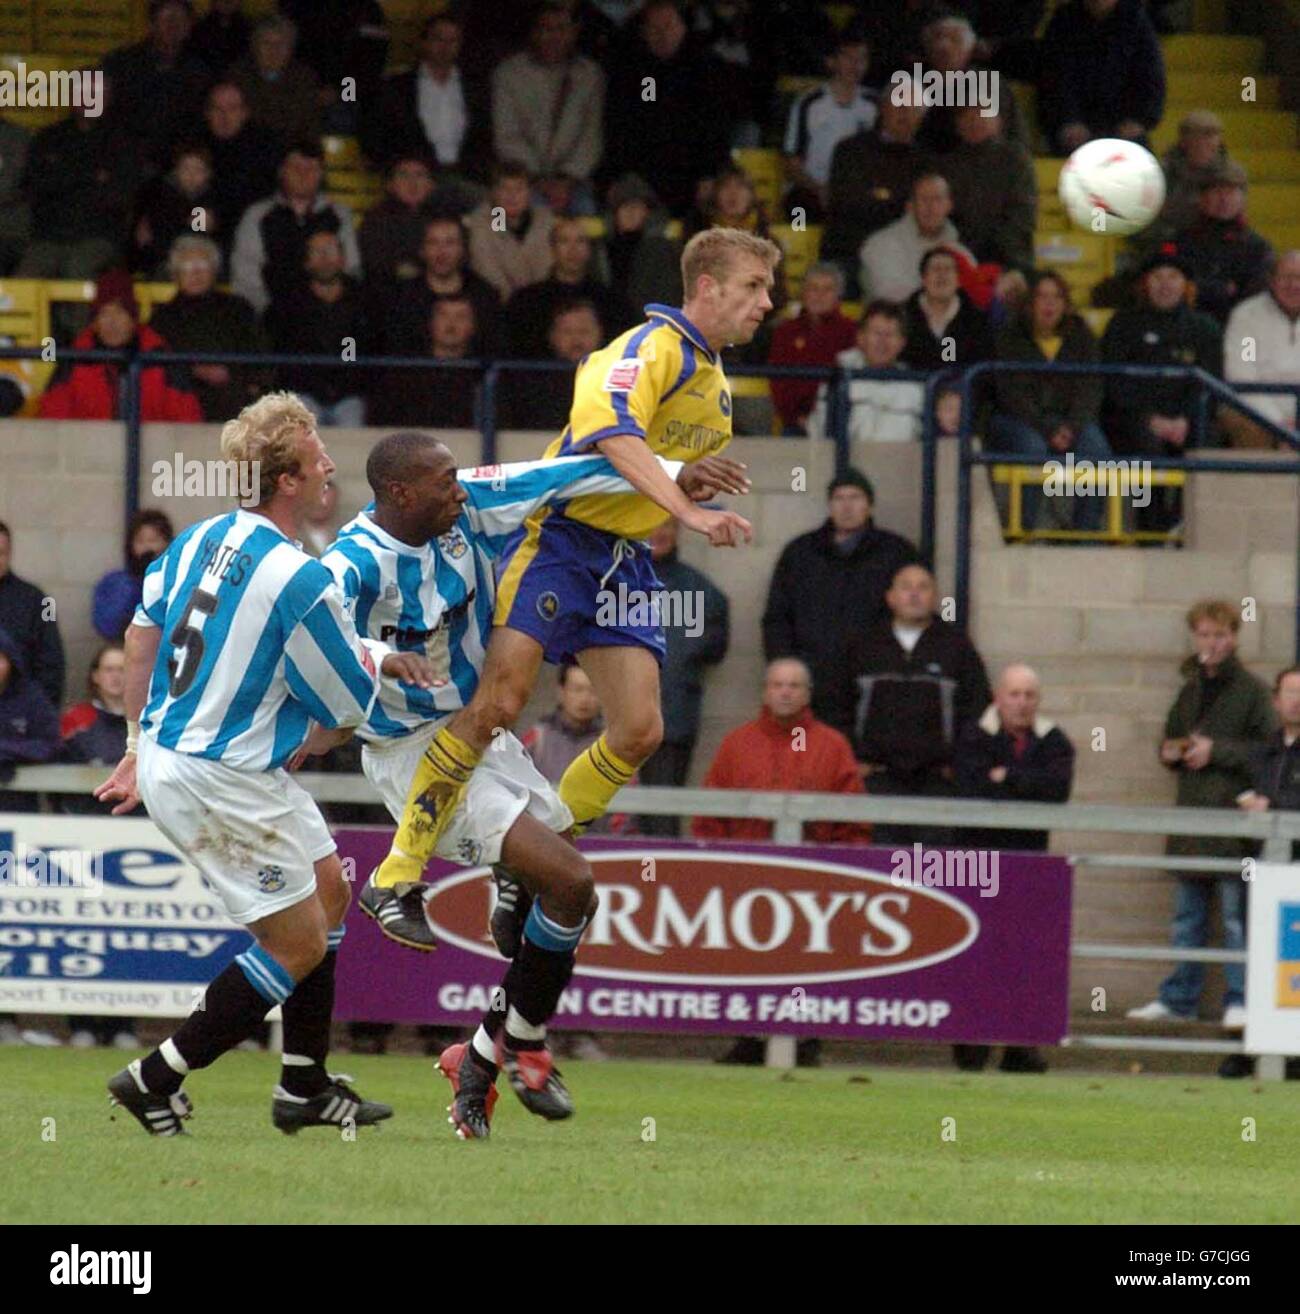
[768,263,857,434]
[692,657,871,845]
[38,271,202,422]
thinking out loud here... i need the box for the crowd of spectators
[0,0,1291,524]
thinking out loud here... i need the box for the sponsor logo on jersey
[603,359,642,392]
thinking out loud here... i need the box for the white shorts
[137,735,336,925]
[362,723,572,868]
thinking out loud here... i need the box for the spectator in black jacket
[762,468,922,741]
[358,154,438,289]
[952,660,1073,1074]
[100,0,211,172]
[501,300,603,430]
[601,0,735,217]
[638,518,730,835]
[0,623,61,813]
[848,562,991,843]
[230,141,360,316]
[1171,160,1273,325]
[17,103,141,288]
[195,81,282,259]
[822,89,930,295]
[903,246,994,375]
[369,295,480,430]
[185,0,250,73]
[0,523,64,709]
[268,230,368,426]
[131,141,219,276]
[361,12,492,211]
[1240,666,1300,851]
[1039,0,1166,157]
[150,235,268,422]
[384,216,502,356]
[955,663,1075,852]
[507,219,630,358]
[1100,247,1223,531]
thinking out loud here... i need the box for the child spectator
[92,510,174,642]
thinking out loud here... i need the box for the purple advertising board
[334,833,1072,1045]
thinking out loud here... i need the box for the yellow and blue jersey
[541,303,733,541]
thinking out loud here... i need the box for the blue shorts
[494,513,666,666]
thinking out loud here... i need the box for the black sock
[279,946,338,1098]
[140,953,284,1094]
[501,940,576,1049]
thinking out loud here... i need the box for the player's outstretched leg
[273,856,393,1133]
[556,646,663,834]
[368,629,543,900]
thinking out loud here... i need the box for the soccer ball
[1058,139,1166,237]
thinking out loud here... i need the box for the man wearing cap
[1171,159,1273,324]
[762,469,923,741]
[38,272,201,422]
[1100,247,1222,530]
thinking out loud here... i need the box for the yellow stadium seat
[1152,108,1296,154]
[323,135,363,169]
[1255,222,1300,254]
[0,51,98,128]
[1160,35,1264,73]
[1234,149,1300,183]
[1081,307,1114,337]
[0,3,33,52]
[0,278,47,344]
[1034,157,1063,193]
[137,282,176,323]
[729,375,771,400]
[36,0,133,56]
[732,147,783,215]
[1035,231,1115,277]
[770,222,823,296]
[840,300,862,322]
[578,216,607,239]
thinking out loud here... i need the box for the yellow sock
[373,727,482,888]
[558,734,636,833]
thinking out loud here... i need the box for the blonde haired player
[95,393,435,1136]
[362,228,779,1108]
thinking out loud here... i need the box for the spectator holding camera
[1127,601,1275,1029]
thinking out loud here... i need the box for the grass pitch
[3,1047,1298,1225]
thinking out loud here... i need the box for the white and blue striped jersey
[322,453,678,741]
[134,508,384,771]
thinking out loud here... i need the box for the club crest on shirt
[537,591,560,621]
[438,529,468,559]
[456,838,484,866]
[257,865,286,894]
[718,389,732,417]
[604,358,642,392]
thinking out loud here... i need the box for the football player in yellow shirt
[366,227,779,1111]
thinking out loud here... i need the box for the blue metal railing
[7,346,1300,651]
[952,360,1300,655]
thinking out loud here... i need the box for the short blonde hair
[681,226,781,299]
[219,391,316,506]
[1186,599,1240,633]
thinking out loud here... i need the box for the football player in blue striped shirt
[95,393,436,1136]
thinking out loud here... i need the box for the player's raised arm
[457,453,731,550]
[596,433,753,546]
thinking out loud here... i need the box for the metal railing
[6,769,1297,1075]
[951,361,1300,654]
